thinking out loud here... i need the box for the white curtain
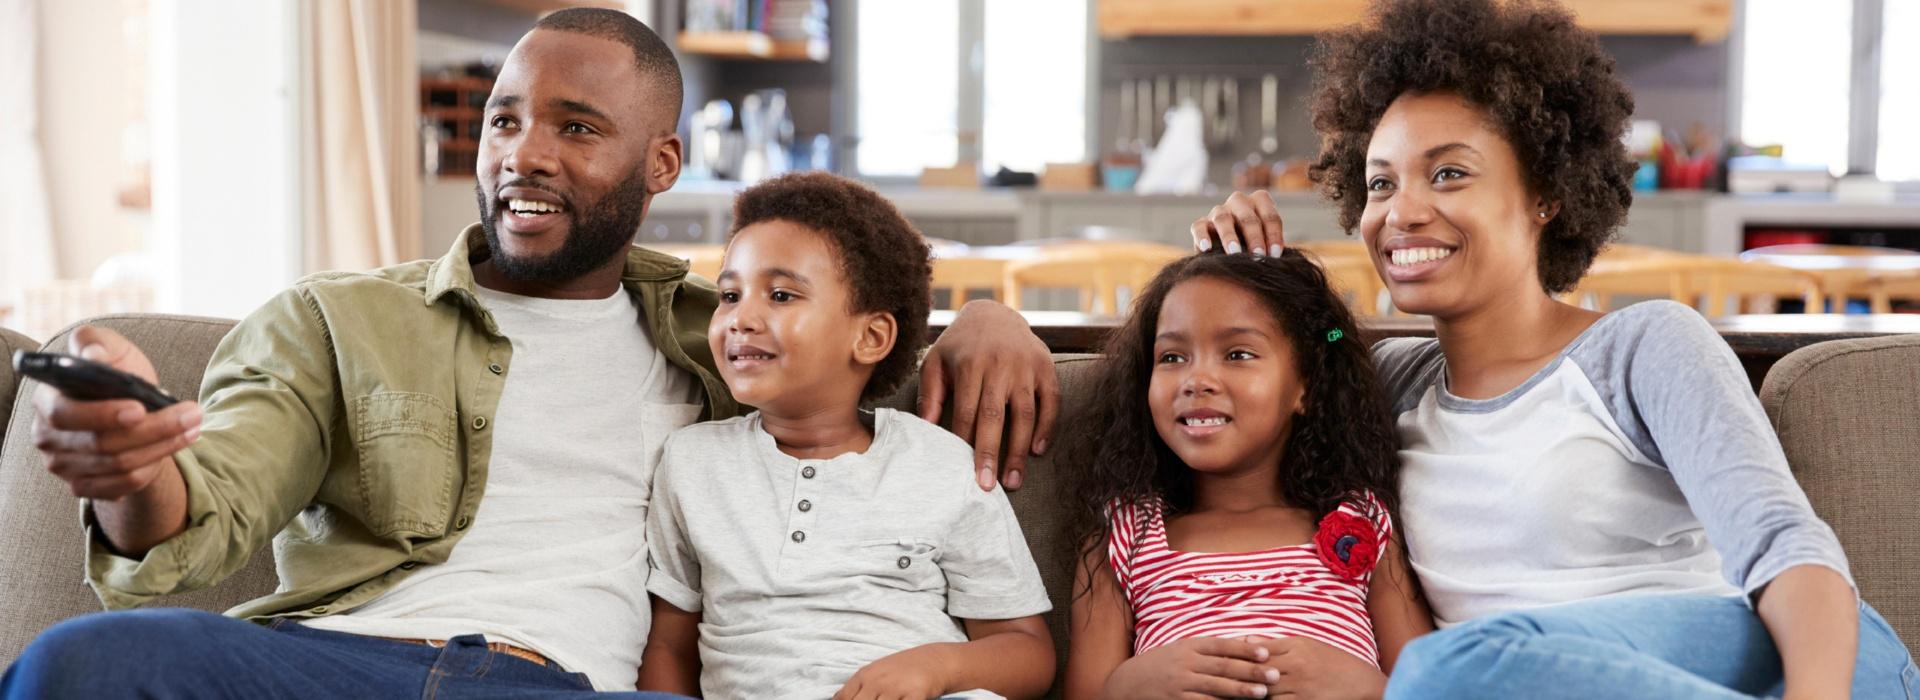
[303,0,420,273]
[0,0,59,317]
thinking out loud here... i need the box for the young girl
[1061,251,1432,700]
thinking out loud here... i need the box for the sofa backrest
[1760,334,1920,657]
[0,315,279,665]
[0,327,41,448]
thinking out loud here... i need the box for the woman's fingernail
[184,428,201,443]
[1006,470,1024,490]
[1033,438,1048,455]
[1198,238,1213,252]
[1225,241,1243,255]
[1269,244,1283,257]
[977,467,994,491]
[180,408,202,429]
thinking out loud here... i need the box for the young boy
[638,172,1054,699]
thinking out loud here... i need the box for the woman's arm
[1064,547,1136,699]
[1756,565,1858,700]
[636,596,703,695]
[1366,533,1434,674]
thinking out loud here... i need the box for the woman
[1193,0,1917,697]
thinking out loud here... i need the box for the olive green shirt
[84,226,739,620]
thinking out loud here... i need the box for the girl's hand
[1191,190,1287,257]
[835,647,946,700]
[1100,637,1278,699]
[1254,636,1387,700]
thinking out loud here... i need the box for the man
[2,9,1056,697]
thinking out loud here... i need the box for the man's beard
[475,170,650,285]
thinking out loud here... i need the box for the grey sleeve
[1371,337,1446,415]
[1570,301,1853,599]
[645,432,704,613]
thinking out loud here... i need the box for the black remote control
[11,351,181,411]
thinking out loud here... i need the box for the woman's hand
[1099,637,1278,699]
[1192,190,1287,257]
[918,300,1060,491]
[1253,636,1387,700]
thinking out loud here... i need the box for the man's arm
[637,596,703,695]
[917,300,1059,491]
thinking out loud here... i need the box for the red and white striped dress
[1106,492,1391,667]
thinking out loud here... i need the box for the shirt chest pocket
[843,536,943,594]
[347,392,458,540]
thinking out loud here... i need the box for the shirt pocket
[848,536,943,593]
[348,392,458,539]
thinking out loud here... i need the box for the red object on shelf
[1745,229,1827,250]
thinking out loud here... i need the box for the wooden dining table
[1739,245,1920,310]
[927,310,1920,392]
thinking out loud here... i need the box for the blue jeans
[1387,594,1919,699]
[1,608,692,699]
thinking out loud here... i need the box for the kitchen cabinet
[1097,0,1733,42]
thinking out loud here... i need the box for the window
[851,0,1088,178]
[1877,0,1918,180]
[1738,0,1914,180]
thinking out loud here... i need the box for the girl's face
[1358,91,1554,319]
[1148,276,1308,476]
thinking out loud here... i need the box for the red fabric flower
[1313,510,1379,582]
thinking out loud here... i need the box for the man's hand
[31,325,202,501]
[919,300,1059,491]
[1100,637,1277,699]
[834,646,948,700]
[1254,636,1386,700]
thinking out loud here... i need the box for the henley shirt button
[310,606,329,615]
[791,530,806,543]
[801,466,816,479]
[797,499,812,512]
[487,363,503,375]
[471,416,488,431]
[897,556,911,569]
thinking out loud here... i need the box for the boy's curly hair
[1309,0,1638,294]
[1059,251,1402,587]
[729,172,932,402]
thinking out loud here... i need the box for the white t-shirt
[647,408,1051,700]
[304,285,704,690]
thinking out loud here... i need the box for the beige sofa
[2,315,1915,683]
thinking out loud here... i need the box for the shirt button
[797,500,812,512]
[897,556,911,569]
[399,562,417,570]
[456,515,471,530]
[801,466,816,479]
[487,363,503,375]
[791,530,805,543]
[471,416,488,431]
[311,606,329,615]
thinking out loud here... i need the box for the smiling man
[1,9,1056,698]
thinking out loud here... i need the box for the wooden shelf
[473,0,624,16]
[677,31,828,62]
[1098,0,1732,42]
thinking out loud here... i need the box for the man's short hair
[533,8,684,128]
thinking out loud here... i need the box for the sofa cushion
[1760,334,1920,658]
[0,314,280,665]
[1,326,40,448]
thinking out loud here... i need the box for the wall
[37,0,145,280]
[1092,34,1731,186]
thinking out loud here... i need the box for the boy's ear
[851,310,897,367]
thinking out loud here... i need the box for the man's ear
[648,133,684,195]
[852,311,898,368]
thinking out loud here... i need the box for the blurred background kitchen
[3,0,1918,341]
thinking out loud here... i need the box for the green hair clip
[1326,328,1345,343]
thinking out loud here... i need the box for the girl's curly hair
[1309,0,1638,294]
[1059,251,1402,587]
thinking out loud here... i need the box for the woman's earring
[1538,211,1549,218]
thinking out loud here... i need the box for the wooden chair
[1002,243,1187,315]
[1310,254,1386,317]
[1597,243,1690,262]
[1866,271,1920,314]
[647,244,726,281]
[930,257,1008,310]
[1696,259,1826,315]
[1573,257,1825,316]
[1570,257,1698,311]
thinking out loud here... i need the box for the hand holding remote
[29,325,203,503]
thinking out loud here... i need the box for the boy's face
[710,221,895,415]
